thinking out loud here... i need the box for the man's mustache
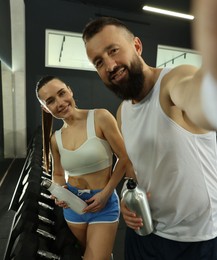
[108,65,127,81]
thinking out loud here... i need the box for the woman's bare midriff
[67,166,112,190]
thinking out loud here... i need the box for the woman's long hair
[36,75,56,172]
[42,109,53,172]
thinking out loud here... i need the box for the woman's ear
[134,37,143,56]
[41,105,50,114]
[67,86,73,97]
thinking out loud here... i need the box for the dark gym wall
[25,0,191,144]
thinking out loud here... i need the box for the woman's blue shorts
[63,183,120,224]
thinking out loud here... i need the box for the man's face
[85,25,144,100]
[105,54,145,100]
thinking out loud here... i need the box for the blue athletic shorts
[63,183,120,224]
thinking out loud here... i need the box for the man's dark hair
[82,16,134,43]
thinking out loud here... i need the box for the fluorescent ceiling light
[142,5,194,20]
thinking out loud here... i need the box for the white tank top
[121,68,217,242]
[55,110,113,177]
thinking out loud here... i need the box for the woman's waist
[67,168,111,189]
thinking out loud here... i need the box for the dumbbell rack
[3,128,83,260]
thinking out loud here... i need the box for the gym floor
[0,158,25,260]
[0,158,126,260]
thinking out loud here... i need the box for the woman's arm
[98,109,136,196]
[50,133,69,208]
[50,133,66,185]
[83,109,136,212]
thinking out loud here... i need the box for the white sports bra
[55,110,113,177]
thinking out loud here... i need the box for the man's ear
[134,37,143,56]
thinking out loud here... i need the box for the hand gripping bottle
[41,179,87,214]
[122,178,153,236]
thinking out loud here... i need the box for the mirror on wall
[45,29,95,71]
[156,45,202,68]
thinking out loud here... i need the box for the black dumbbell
[9,231,39,259]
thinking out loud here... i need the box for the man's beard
[105,56,144,100]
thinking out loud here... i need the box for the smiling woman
[35,75,136,259]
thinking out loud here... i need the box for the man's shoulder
[162,65,198,82]
[160,65,198,96]
[116,102,124,130]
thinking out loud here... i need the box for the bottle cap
[41,179,52,189]
[126,178,137,189]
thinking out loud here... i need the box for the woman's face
[38,79,74,119]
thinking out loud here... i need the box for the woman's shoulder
[94,108,113,120]
[93,109,118,133]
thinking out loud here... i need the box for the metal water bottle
[41,179,87,214]
[123,178,153,236]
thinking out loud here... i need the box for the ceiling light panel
[143,5,194,20]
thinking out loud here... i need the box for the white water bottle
[123,178,153,236]
[41,179,87,214]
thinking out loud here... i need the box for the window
[45,29,95,71]
[156,45,202,68]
